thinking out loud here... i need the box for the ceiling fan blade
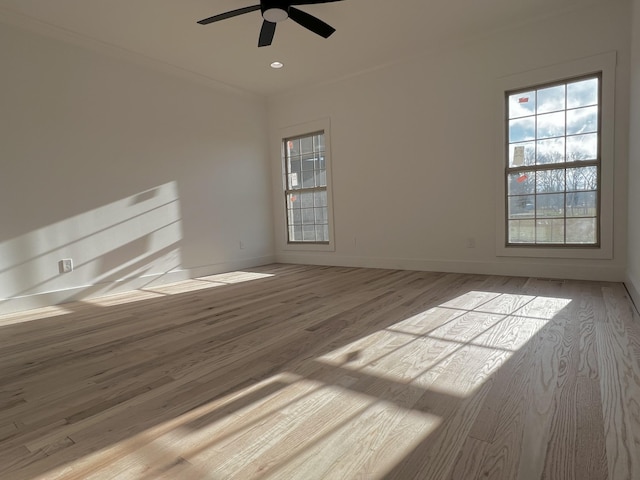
[290,0,344,4]
[258,20,277,47]
[197,5,261,25]
[289,7,336,38]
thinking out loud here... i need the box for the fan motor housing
[262,0,290,22]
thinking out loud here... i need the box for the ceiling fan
[197,0,344,47]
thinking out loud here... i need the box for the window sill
[282,242,335,253]
[496,243,612,259]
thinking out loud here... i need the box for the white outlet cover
[59,259,73,273]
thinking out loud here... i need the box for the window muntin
[505,74,601,246]
[284,131,329,244]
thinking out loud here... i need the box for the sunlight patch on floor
[180,382,441,480]
[36,372,302,479]
[37,370,440,480]
[0,304,73,326]
[143,279,226,295]
[315,291,571,398]
[82,289,167,306]
[198,271,275,284]
[72,271,275,307]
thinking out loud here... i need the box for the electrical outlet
[59,258,73,273]
[466,237,476,249]
[239,240,245,250]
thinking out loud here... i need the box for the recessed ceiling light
[270,61,284,69]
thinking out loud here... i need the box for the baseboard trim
[275,253,625,282]
[0,255,275,315]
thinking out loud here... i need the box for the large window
[505,74,601,246]
[283,131,329,244]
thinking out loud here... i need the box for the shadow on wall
[0,182,183,313]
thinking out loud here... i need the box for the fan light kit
[197,0,344,47]
[263,8,288,23]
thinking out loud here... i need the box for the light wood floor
[1,264,639,480]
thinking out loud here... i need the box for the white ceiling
[0,0,605,96]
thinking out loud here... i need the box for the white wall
[0,22,274,314]
[268,1,630,282]
[628,0,640,306]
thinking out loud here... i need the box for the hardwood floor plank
[541,294,580,480]
[460,332,541,479]
[515,295,569,480]
[596,286,640,480]
[448,437,490,480]
[575,376,609,480]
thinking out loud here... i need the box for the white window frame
[496,52,616,259]
[279,118,335,252]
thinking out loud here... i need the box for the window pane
[567,106,598,135]
[314,190,327,207]
[567,78,598,108]
[314,133,325,152]
[302,170,316,188]
[288,208,302,225]
[508,92,536,119]
[287,173,300,190]
[302,225,317,241]
[536,193,564,217]
[536,137,565,165]
[536,169,565,193]
[287,138,300,156]
[316,169,327,187]
[509,117,535,143]
[301,191,315,207]
[287,157,302,186]
[566,166,598,191]
[509,220,535,243]
[566,191,597,217]
[509,142,535,167]
[537,85,565,114]
[300,136,313,154]
[301,208,315,224]
[290,225,302,242]
[286,192,301,210]
[508,172,535,195]
[536,219,565,244]
[566,133,597,161]
[301,154,316,171]
[537,111,565,139]
[315,207,328,224]
[508,195,535,219]
[566,218,597,243]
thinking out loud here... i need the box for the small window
[505,74,601,247]
[283,131,329,244]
